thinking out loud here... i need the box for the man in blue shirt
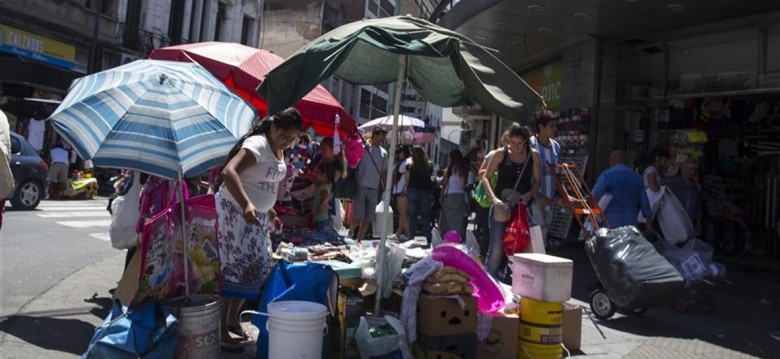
[592,150,653,230]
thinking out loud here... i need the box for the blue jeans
[486,205,509,276]
[407,188,432,244]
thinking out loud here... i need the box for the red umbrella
[149,42,357,138]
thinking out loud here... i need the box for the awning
[0,58,81,94]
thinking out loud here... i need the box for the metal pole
[374,55,407,315]
[179,168,191,299]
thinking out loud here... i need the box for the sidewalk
[0,250,776,358]
[0,253,256,358]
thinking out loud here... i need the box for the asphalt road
[0,198,119,318]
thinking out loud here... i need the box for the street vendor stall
[62,175,98,199]
[259,14,544,315]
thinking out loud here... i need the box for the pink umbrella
[150,42,357,138]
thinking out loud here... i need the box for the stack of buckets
[511,253,574,359]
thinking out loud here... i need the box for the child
[311,162,335,231]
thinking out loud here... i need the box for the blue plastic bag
[253,261,335,359]
[82,300,178,359]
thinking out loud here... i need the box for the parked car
[6,132,48,210]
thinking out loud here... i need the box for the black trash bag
[585,226,685,310]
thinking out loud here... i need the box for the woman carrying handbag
[478,123,541,279]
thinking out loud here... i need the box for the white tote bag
[656,187,695,245]
[109,172,142,249]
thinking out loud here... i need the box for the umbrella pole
[178,168,191,300]
[374,55,407,316]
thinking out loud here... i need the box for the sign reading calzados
[0,23,76,68]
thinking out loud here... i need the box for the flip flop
[220,340,244,353]
[228,325,250,341]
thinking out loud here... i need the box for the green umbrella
[258,15,543,314]
[259,15,542,120]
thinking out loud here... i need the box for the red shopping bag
[134,181,219,305]
[503,203,531,256]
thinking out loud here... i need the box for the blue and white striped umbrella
[49,59,256,180]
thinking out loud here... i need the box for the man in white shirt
[49,142,70,199]
[351,127,388,242]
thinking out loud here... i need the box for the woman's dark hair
[447,149,468,183]
[299,133,311,144]
[319,136,346,171]
[409,145,432,179]
[395,144,411,158]
[223,107,302,164]
[214,108,302,189]
[508,122,532,154]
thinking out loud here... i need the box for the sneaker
[398,234,409,242]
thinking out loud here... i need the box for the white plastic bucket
[267,300,328,359]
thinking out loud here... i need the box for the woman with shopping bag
[215,108,303,353]
[478,123,541,280]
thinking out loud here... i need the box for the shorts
[352,186,379,222]
[48,162,69,184]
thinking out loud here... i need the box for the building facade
[1,0,262,159]
[437,0,780,262]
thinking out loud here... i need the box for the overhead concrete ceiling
[437,0,780,70]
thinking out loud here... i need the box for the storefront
[0,22,82,165]
[613,16,780,264]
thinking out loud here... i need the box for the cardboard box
[414,334,476,359]
[562,302,582,351]
[338,289,365,359]
[416,294,477,336]
[476,312,519,359]
[511,253,573,302]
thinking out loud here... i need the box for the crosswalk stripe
[38,211,110,218]
[90,233,111,241]
[56,220,112,228]
[39,200,106,205]
[38,206,108,211]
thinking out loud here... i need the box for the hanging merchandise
[134,182,220,305]
[333,114,342,155]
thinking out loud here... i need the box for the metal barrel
[164,294,221,359]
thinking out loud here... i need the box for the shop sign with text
[521,60,562,110]
[0,23,76,69]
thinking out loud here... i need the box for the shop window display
[648,94,780,262]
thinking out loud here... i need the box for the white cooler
[511,253,573,302]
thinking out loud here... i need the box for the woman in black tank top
[478,123,541,279]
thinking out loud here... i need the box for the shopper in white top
[216,108,302,353]
[439,149,470,241]
[392,145,412,240]
[642,147,670,220]
[0,110,13,231]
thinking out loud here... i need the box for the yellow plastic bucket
[518,297,563,358]
[518,340,564,359]
[519,297,563,325]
